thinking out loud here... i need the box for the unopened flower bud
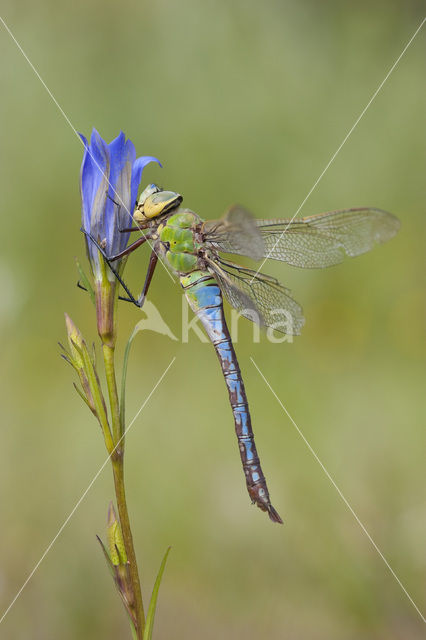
[107,502,127,566]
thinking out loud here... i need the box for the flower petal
[79,129,110,267]
[103,136,131,254]
[131,155,162,211]
[79,133,91,233]
[79,129,162,278]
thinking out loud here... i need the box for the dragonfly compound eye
[138,183,161,206]
[143,190,183,219]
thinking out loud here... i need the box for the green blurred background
[0,1,425,638]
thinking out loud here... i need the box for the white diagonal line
[250,356,426,624]
[251,16,425,282]
[0,15,175,284]
[0,357,176,626]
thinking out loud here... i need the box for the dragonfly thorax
[134,184,183,223]
[158,210,204,274]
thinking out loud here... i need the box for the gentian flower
[79,129,161,345]
[80,128,161,279]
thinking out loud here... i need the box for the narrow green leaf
[143,547,171,640]
[77,340,114,453]
[97,536,138,638]
[96,535,115,578]
[76,258,95,306]
[59,341,78,370]
[91,342,97,368]
[73,382,91,407]
[61,353,74,368]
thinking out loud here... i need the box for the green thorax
[159,209,203,274]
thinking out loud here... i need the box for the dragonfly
[84,184,400,523]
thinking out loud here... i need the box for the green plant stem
[112,457,145,638]
[103,343,145,638]
[103,343,124,445]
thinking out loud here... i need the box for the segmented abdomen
[181,270,282,523]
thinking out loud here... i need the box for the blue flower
[79,129,161,277]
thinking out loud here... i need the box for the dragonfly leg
[118,226,147,233]
[106,192,121,207]
[77,264,139,307]
[108,235,150,261]
[81,230,158,309]
[137,250,158,307]
[81,228,150,263]
[119,250,158,308]
[80,229,141,306]
[77,280,87,292]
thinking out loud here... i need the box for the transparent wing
[207,207,400,268]
[207,261,266,328]
[202,205,265,261]
[257,208,400,267]
[207,257,305,336]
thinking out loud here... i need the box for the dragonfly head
[134,184,183,222]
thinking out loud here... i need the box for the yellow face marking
[133,207,147,224]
